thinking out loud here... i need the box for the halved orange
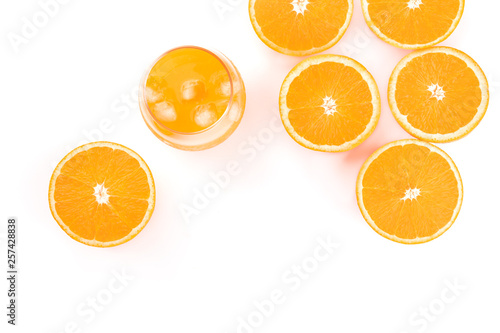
[357,140,463,244]
[49,142,155,247]
[389,47,489,143]
[280,54,381,152]
[361,0,464,49]
[249,0,354,56]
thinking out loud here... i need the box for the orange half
[249,0,354,56]
[357,140,463,244]
[49,142,155,247]
[389,47,489,143]
[280,54,380,152]
[361,0,464,49]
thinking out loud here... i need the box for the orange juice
[139,46,245,150]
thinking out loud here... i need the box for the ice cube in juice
[140,46,246,150]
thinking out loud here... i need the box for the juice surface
[145,47,231,133]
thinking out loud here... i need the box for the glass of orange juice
[139,46,246,151]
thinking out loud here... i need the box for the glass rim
[140,45,235,136]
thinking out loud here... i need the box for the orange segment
[94,204,132,243]
[107,168,151,200]
[86,146,114,184]
[249,0,354,56]
[53,174,94,202]
[49,142,155,247]
[356,140,463,244]
[108,197,151,229]
[280,55,380,152]
[55,196,98,240]
[389,47,489,143]
[361,0,464,49]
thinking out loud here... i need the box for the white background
[1,0,499,332]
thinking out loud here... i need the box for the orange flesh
[53,147,152,243]
[146,47,231,133]
[287,62,373,146]
[366,0,461,45]
[361,143,460,240]
[253,0,350,52]
[395,53,482,134]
